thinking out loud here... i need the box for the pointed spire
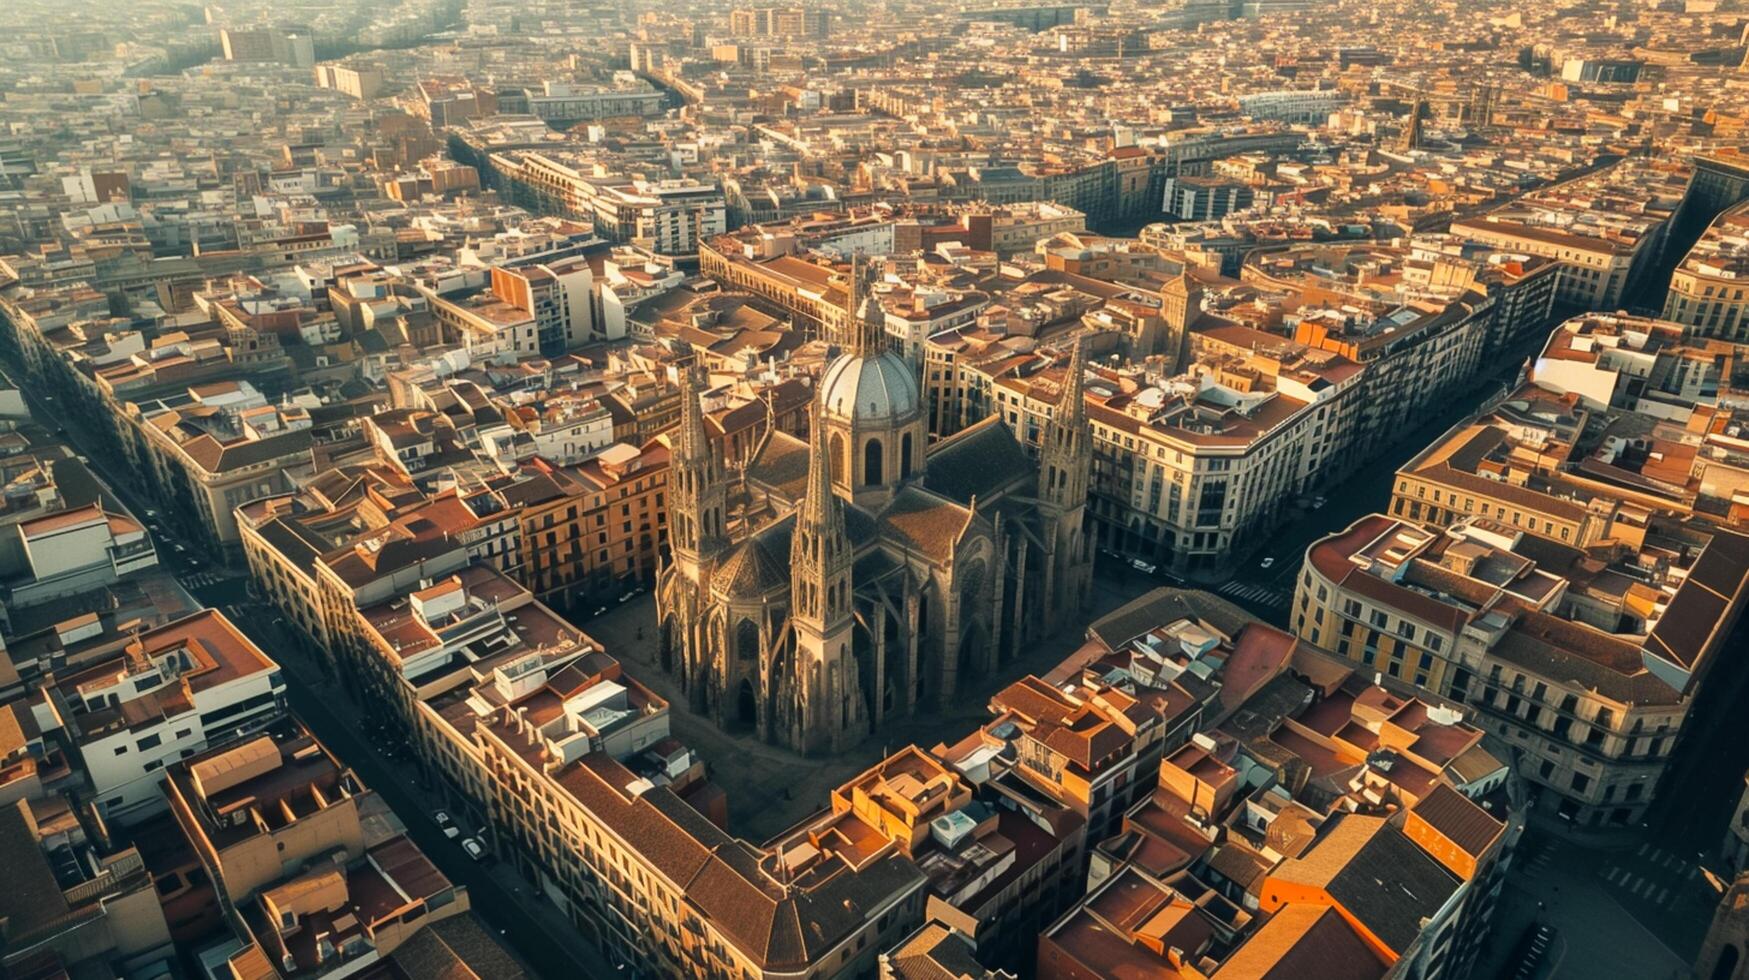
[845,252,885,358]
[1058,337,1088,429]
[801,395,834,527]
[676,362,709,462]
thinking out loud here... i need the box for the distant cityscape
[2,1,1749,979]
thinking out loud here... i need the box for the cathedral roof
[714,536,790,597]
[922,415,1035,505]
[745,429,811,503]
[879,485,975,563]
[819,347,921,426]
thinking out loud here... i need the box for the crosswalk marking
[1638,843,1650,857]
[1653,887,1670,905]
[1621,874,1641,893]
[1604,867,1621,883]
[1632,878,1652,898]
[1689,867,1700,880]
[1216,581,1288,606]
[180,569,241,590]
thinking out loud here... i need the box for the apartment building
[1403,236,1563,357]
[1394,315,1749,536]
[515,442,669,608]
[427,286,541,360]
[44,609,286,825]
[7,499,157,607]
[1662,200,1749,342]
[489,258,596,356]
[1246,246,1499,467]
[526,82,666,122]
[1032,588,1517,980]
[491,153,727,256]
[820,747,1087,973]
[1295,512,1748,826]
[983,674,1179,848]
[1162,175,1255,221]
[422,646,928,977]
[163,721,475,977]
[311,63,384,100]
[730,6,833,37]
[122,380,314,548]
[0,798,173,976]
[1306,315,1749,824]
[947,330,1362,573]
[699,230,848,338]
[1449,161,1678,313]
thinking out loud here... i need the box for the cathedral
[654,258,1094,755]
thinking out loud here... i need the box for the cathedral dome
[819,347,920,425]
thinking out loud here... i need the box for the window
[138,734,162,751]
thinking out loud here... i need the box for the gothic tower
[662,363,728,712]
[1038,338,1095,618]
[789,399,867,754]
[670,363,726,578]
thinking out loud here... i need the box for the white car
[1260,557,1276,570]
[433,810,460,840]
[461,837,487,861]
[1129,558,1157,575]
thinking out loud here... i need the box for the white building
[11,503,157,606]
[45,609,286,824]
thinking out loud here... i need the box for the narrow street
[1182,336,1535,625]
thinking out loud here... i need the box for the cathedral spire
[670,360,725,573]
[1057,337,1088,433]
[795,397,846,549]
[1040,337,1092,511]
[676,361,710,463]
[846,252,885,358]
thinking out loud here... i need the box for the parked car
[433,810,460,839]
[1260,557,1276,570]
[461,837,487,861]
[1129,558,1157,575]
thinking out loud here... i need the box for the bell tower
[789,399,866,753]
[1038,338,1094,616]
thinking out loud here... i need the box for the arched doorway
[735,677,757,731]
[900,432,914,479]
[830,433,847,486]
[864,438,884,486]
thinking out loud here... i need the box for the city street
[1220,349,1531,619]
[1473,824,1702,980]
